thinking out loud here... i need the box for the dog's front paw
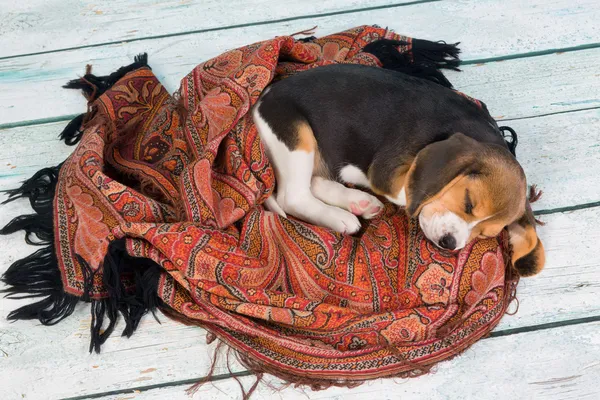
[327,208,362,234]
[348,194,384,219]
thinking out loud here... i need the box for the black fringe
[59,53,150,146]
[297,36,317,43]
[363,39,461,88]
[59,114,86,146]
[498,126,518,156]
[0,213,53,246]
[411,39,461,72]
[1,247,79,325]
[88,239,162,354]
[63,53,150,100]
[2,164,61,212]
[0,165,162,349]
[90,298,116,354]
[1,164,61,244]
[2,53,161,351]
[0,163,79,325]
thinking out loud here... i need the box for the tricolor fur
[253,64,545,276]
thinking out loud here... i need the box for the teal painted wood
[1,36,600,126]
[2,109,599,212]
[1,0,599,399]
[1,0,598,61]
[96,322,600,400]
[1,205,598,399]
[2,0,600,126]
[0,0,421,58]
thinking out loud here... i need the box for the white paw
[347,192,384,219]
[326,207,362,234]
[264,195,287,217]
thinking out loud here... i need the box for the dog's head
[404,133,545,276]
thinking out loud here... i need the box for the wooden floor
[1,1,599,399]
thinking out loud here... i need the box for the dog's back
[259,63,507,174]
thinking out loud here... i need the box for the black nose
[439,234,456,250]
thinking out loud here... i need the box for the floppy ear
[406,133,481,215]
[508,202,545,276]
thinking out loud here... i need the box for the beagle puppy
[253,64,545,276]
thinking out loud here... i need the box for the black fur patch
[257,64,511,191]
[256,96,307,151]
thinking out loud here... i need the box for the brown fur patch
[476,222,507,239]
[413,141,526,241]
[410,174,464,217]
[313,149,331,179]
[368,162,413,199]
[295,121,316,153]
[507,198,545,276]
[404,134,526,227]
[289,121,330,178]
[514,238,545,276]
[421,172,525,243]
[509,224,538,261]
[508,218,545,276]
[389,165,411,199]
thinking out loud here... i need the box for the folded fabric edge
[0,54,160,350]
[59,53,151,146]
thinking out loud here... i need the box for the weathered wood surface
[0,0,414,58]
[94,322,600,400]
[2,0,600,126]
[1,204,598,400]
[2,107,598,212]
[1,0,599,399]
[2,0,598,60]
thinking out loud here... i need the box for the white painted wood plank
[2,107,599,212]
[1,0,598,60]
[1,2,600,125]
[0,0,412,58]
[449,49,600,121]
[94,322,600,400]
[506,109,600,212]
[1,203,598,399]
[0,122,74,186]
[496,206,600,331]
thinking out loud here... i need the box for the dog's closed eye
[464,189,474,215]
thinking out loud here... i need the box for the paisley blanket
[1,25,519,392]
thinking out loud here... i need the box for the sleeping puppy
[252,64,545,276]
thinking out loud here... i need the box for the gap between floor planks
[4,107,599,212]
[2,0,600,126]
[2,197,599,399]
[61,319,600,400]
[1,44,598,130]
[2,0,599,61]
[3,102,600,135]
[0,0,438,61]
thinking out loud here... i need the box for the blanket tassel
[0,163,79,325]
[58,53,151,146]
[363,39,461,89]
[1,53,164,354]
[0,53,163,352]
[63,53,150,101]
[87,239,163,353]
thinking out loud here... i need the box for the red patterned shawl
[1,26,518,390]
